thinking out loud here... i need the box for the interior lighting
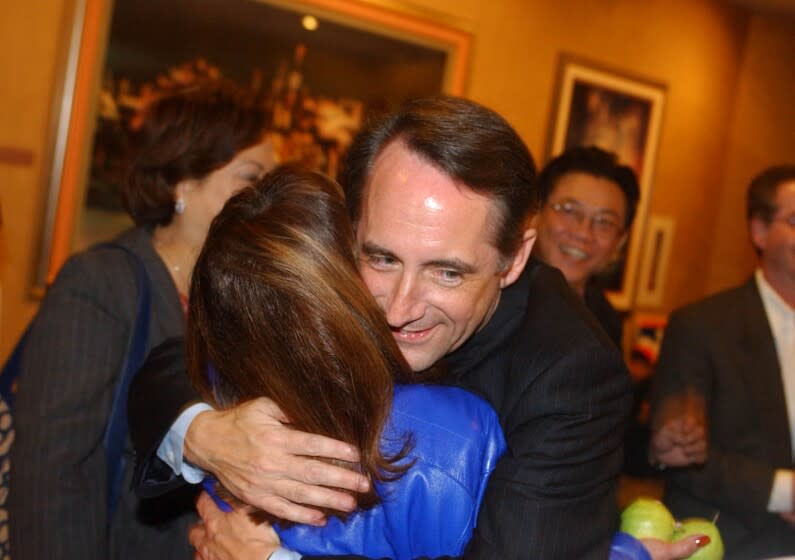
[302,15,319,31]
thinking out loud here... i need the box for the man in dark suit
[130,97,634,558]
[650,164,795,559]
[533,146,640,349]
[532,147,660,477]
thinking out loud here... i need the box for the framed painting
[548,55,666,310]
[34,0,471,292]
[635,214,675,308]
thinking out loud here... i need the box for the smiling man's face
[534,171,628,295]
[355,141,532,372]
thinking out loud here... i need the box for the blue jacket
[276,384,505,559]
[205,383,650,559]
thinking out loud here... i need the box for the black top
[441,258,632,559]
[582,278,659,477]
[583,279,623,349]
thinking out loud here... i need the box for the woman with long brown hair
[185,164,505,559]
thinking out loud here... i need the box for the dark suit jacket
[584,279,624,349]
[650,277,795,559]
[581,281,656,477]
[9,227,197,560]
[130,258,631,559]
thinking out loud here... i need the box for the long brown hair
[186,164,414,517]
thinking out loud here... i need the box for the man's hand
[650,390,708,467]
[190,492,280,560]
[650,417,707,467]
[779,472,795,526]
[779,512,795,527]
[641,534,711,560]
[186,397,369,525]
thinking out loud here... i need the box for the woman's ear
[175,178,197,198]
[173,179,198,215]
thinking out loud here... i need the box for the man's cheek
[360,271,387,302]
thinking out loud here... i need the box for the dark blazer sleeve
[467,344,629,559]
[650,307,779,529]
[128,336,201,497]
[8,251,136,559]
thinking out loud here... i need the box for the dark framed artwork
[35,0,471,292]
[635,214,675,308]
[548,55,666,310]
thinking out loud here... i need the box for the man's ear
[499,228,537,288]
[749,217,768,254]
[610,231,630,262]
[617,230,629,251]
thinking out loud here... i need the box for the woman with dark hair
[185,165,506,559]
[8,82,275,559]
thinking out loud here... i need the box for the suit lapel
[738,278,791,466]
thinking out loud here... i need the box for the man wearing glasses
[532,146,668,478]
[650,165,795,558]
[533,145,639,348]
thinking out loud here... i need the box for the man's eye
[593,217,619,229]
[437,269,462,284]
[592,217,621,235]
[561,204,579,216]
[367,255,396,269]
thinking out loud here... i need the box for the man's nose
[384,273,424,327]
[570,215,595,240]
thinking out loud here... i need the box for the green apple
[619,497,676,541]
[673,517,724,560]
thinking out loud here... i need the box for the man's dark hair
[537,146,640,230]
[746,164,795,222]
[339,96,537,259]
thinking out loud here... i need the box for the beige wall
[407,0,751,312]
[0,0,69,355]
[704,13,795,297]
[1,0,792,360]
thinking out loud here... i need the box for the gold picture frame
[35,0,472,293]
[548,54,666,310]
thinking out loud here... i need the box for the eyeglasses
[548,201,624,240]
[770,213,795,230]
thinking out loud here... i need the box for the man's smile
[391,325,437,343]
[559,245,589,261]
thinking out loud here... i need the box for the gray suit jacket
[9,227,196,559]
[651,277,795,558]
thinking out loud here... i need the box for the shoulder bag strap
[0,327,29,408]
[96,242,152,524]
